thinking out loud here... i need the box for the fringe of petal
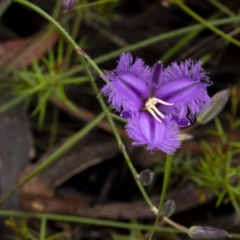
[125,114,181,154]
[101,80,123,111]
[163,59,212,86]
[116,53,151,82]
[177,85,211,119]
[101,53,151,111]
[160,59,212,118]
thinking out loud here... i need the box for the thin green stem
[173,1,240,47]
[163,217,189,234]
[0,112,105,204]
[149,155,173,239]
[158,155,173,214]
[62,15,240,79]
[111,113,127,123]
[64,11,82,68]
[0,210,181,233]
[40,217,47,240]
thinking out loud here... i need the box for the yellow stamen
[148,108,162,123]
[152,105,165,118]
[145,97,173,122]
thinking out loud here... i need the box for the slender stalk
[0,210,181,233]
[64,10,82,68]
[149,155,174,239]
[40,217,47,240]
[172,1,240,47]
[163,217,189,233]
[111,113,127,123]
[158,155,173,212]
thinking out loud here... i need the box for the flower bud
[62,0,76,12]
[197,89,230,124]
[160,200,176,218]
[188,226,231,239]
[137,169,154,186]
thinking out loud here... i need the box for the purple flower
[101,53,212,154]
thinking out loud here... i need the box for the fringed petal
[162,59,211,86]
[101,53,150,111]
[125,112,181,154]
[102,73,149,111]
[155,79,211,118]
[155,59,212,118]
[114,52,151,83]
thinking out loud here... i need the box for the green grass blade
[40,217,47,240]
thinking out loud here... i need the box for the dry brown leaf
[0,28,58,70]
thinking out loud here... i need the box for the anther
[152,105,165,118]
[145,97,173,123]
[148,109,162,123]
[154,98,173,106]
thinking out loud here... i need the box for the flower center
[145,97,173,123]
